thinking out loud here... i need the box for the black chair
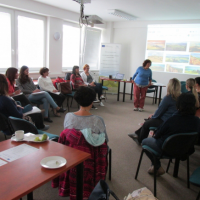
[146,79,157,104]
[0,113,14,139]
[9,117,59,142]
[135,132,198,197]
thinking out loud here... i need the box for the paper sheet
[13,92,23,97]
[0,144,38,162]
[0,159,7,166]
[23,106,41,116]
[32,91,45,95]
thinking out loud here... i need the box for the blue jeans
[28,92,58,117]
[142,137,163,169]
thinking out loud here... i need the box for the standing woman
[186,78,199,108]
[16,66,64,122]
[38,67,66,109]
[70,66,86,90]
[5,67,30,107]
[132,59,152,111]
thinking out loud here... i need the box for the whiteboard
[99,43,121,76]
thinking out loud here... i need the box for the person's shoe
[139,108,144,112]
[128,133,140,145]
[100,95,105,99]
[93,99,100,103]
[92,105,98,109]
[44,118,53,123]
[133,107,138,111]
[40,125,49,131]
[100,102,105,106]
[148,166,165,176]
[57,108,66,113]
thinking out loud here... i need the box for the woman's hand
[32,89,40,93]
[17,105,24,109]
[53,90,58,93]
[132,80,135,84]
[148,114,154,119]
[89,82,95,86]
[14,90,21,95]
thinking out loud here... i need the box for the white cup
[15,130,24,141]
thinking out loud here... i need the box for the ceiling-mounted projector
[85,15,103,24]
[73,0,91,4]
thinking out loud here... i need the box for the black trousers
[13,94,30,107]
[135,118,163,143]
[48,92,65,107]
[28,113,45,129]
[89,83,103,100]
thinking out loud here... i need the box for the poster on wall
[145,24,200,75]
[99,43,121,93]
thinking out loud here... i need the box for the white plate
[40,156,67,169]
[11,133,49,143]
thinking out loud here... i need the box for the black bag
[88,180,120,200]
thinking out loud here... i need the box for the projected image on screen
[146,24,200,74]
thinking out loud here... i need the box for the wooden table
[0,140,90,200]
[100,77,165,105]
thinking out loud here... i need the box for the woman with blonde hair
[186,78,199,108]
[128,78,181,145]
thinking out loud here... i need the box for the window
[0,12,11,70]
[62,25,80,69]
[82,28,101,70]
[17,15,45,70]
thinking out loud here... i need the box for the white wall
[113,19,200,97]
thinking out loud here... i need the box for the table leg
[101,79,104,85]
[123,82,126,102]
[158,86,162,105]
[173,159,180,177]
[155,86,158,104]
[76,162,84,200]
[117,82,120,101]
[130,83,133,100]
[27,192,33,200]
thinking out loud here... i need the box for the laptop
[113,73,124,80]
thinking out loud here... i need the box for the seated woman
[128,78,181,144]
[0,74,49,132]
[38,67,66,110]
[5,67,30,107]
[16,66,65,123]
[186,78,199,108]
[81,64,105,107]
[64,86,109,142]
[142,93,200,176]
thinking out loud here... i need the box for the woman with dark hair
[70,66,86,90]
[16,66,65,122]
[129,78,181,145]
[64,86,109,142]
[142,93,200,176]
[38,67,66,109]
[0,74,49,133]
[132,59,152,112]
[5,67,30,107]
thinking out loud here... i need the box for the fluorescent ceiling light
[73,0,91,4]
[108,9,137,21]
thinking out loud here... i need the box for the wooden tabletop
[100,77,132,83]
[0,140,90,200]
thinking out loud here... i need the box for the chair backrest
[162,132,198,158]
[152,79,157,83]
[181,82,188,93]
[9,116,39,135]
[65,73,72,81]
[0,113,14,135]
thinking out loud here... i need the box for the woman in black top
[142,93,200,176]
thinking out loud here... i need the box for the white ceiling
[34,0,200,22]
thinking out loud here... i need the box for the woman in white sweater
[38,67,66,109]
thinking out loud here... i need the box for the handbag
[57,82,72,94]
[88,180,120,200]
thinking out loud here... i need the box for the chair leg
[166,159,172,173]
[70,97,73,107]
[4,134,7,140]
[196,191,200,200]
[109,148,112,180]
[135,149,144,179]
[154,156,157,197]
[187,155,190,188]
[152,91,155,104]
